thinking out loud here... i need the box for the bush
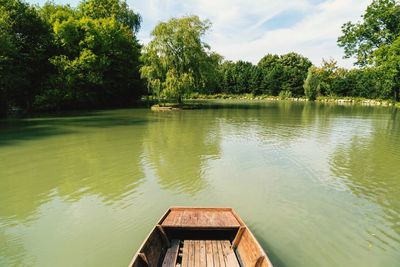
[279,90,292,99]
[304,67,320,101]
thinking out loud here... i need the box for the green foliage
[1,0,399,117]
[0,0,142,115]
[42,13,142,110]
[257,54,283,95]
[338,0,400,66]
[78,0,141,32]
[278,90,292,100]
[338,0,400,100]
[217,60,257,94]
[0,0,53,116]
[163,70,194,103]
[215,52,311,97]
[374,35,400,100]
[141,16,218,103]
[279,52,313,96]
[304,67,320,101]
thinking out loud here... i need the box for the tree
[315,59,347,96]
[374,36,400,100]
[338,0,400,66]
[279,52,312,96]
[0,9,14,116]
[338,0,400,100]
[258,54,283,95]
[0,0,52,116]
[257,53,312,96]
[42,16,141,110]
[141,16,217,103]
[303,67,320,101]
[78,0,141,32]
[34,0,142,111]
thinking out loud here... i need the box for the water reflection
[0,110,148,223]
[330,107,400,246]
[1,103,400,267]
[143,111,221,194]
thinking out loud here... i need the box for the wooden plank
[205,240,214,267]
[188,241,195,267]
[180,210,191,227]
[194,240,200,267]
[157,225,170,247]
[232,227,246,248]
[162,240,180,267]
[130,228,167,267]
[236,229,269,266]
[221,241,240,267]
[170,207,233,212]
[182,240,189,267]
[212,241,220,267]
[216,241,225,267]
[172,210,183,226]
[199,240,206,267]
[161,209,241,228]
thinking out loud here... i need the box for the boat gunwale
[128,208,171,267]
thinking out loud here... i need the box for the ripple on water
[1,104,400,267]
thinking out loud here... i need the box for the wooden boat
[128,207,273,267]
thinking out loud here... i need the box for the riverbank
[187,93,399,107]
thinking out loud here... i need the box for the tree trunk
[395,87,400,102]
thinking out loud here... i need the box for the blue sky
[26,0,371,67]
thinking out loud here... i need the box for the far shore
[182,94,400,108]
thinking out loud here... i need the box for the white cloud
[130,0,371,67]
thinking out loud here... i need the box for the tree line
[142,0,400,104]
[0,0,144,117]
[1,0,399,117]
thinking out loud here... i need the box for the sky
[27,0,372,68]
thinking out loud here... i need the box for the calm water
[0,101,399,267]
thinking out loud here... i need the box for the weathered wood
[194,240,200,267]
[129,207,272,267]
[205,240,214,267]
[188,241,195,267]
[138,253,149,266]
[161,209,241,228]
[181,240,189,267]
[232,226,246,248]
[199,240,206,267]
[221,240,240,267]
[162,240,180,267]
[211,240,220,267]
[255,256,266,267]
[157,225,171,247]
[236,229,272,267]
[181,240,240,267]
[217,241,226,267]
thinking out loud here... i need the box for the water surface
[1,101,399,267]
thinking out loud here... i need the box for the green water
[0,101,399,267]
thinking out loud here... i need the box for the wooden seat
[181,240,240,267]
[161,208,241,228]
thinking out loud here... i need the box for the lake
[0,101,399,267]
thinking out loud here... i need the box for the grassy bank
[186,93,398,107]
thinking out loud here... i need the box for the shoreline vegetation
[187,94,399,107]
[2,0,400,118]
[147,94,399,111]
